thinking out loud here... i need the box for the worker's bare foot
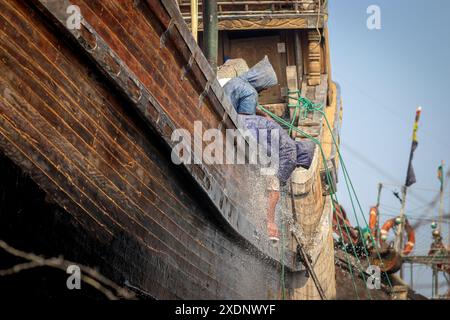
[267,222,279,242]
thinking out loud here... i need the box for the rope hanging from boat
[287,90,323,135]
[280,209,286,300]
[288,90,395,290]
[259,90,395,298]
[258,102,364,298]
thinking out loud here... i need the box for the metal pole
[290,182,326,300]
[294,30,303,88]
[395,186,407,253]
[438,161,444,235]
[292,232,327,300]
[410,262,414,290]
[202,0,218,72]
[396,186,407,279]
[436,270,439,299]
[396,107,421,280]
[432,267,435,299]
[433,267,439,299]
[190,0,198,42]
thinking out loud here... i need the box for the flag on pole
[438,163,444,192]
[405,107,421,187]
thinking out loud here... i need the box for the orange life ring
[368,206,378,238]
[380,217,415,256]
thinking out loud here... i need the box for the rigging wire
[258,89,414,298]
[334,74,450,150]
[259,102,364,299]
[381,183,447,193]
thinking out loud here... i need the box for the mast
[395,107,422,279]
[438,161,445,236]
[434,160,443,300]
[375,183,382,241]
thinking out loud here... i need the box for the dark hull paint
[0,0,306,299]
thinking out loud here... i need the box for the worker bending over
[223,56,315,242]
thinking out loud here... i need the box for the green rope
[258,103,363,299]
[284,90,393,290]
[288,90,323,122]
[286,92,374,291]
[260,90,396,298]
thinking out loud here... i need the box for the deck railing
[178,0,327,19]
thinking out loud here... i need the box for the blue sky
[328,0,450,297]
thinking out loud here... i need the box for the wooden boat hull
[0,0,308,299]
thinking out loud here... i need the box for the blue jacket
[223,56,278,115]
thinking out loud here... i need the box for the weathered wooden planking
[286,65,299,138]
[0,0,310,299]
[0,1,226,246]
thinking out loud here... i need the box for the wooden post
[190,0,198,42]
[202,0,218,72]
